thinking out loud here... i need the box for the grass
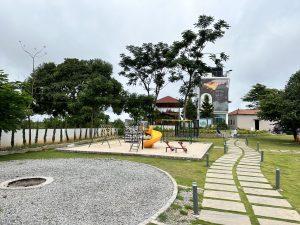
[247,134,300,151]
[0,138,224,188]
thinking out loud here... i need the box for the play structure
[144,126,162,148]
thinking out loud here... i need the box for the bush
[112,119,125,135]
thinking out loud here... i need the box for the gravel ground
[0,158,175,225]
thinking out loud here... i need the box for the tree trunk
[79,127,82,140]
[65,128,69,142]
[73,129,76,141]
[44,128,47,144]
[292,129,298,142]
[22,128,26,145]
[0,129,2,148]
[35,124,39,144]
[11,130,15,148]
[60,128,63,142]
[85,128,88,139]
[28,115,32,145]
[52,128,56,143]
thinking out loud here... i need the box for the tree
[200,94,214,126]
[185,98,197,120]
[124,93,154,123]
[0,70,31,144]
[119,42,172,119]
[169,15,229,119]
[242,83,276,109]
[258,71,300,142]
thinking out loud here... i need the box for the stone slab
[247,195,292,208]
[243,187,281,197]
[237,171,264,177]
[204,190,241,201]
[206,177,235,185]
[240,181,272,189]
[238,165,261,169]
[258,218,300,225]
[205,183,237,192]
[207,173,233,179]
[238,175,268,183]
[237,167,261,173]
[199,209,251,225]
[252,205,300,222]
[209,166,233,171]
[207,169,232,174]
[239,162,260,166]
[202,199,246,212]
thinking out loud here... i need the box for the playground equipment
[88,125,121,148]
[164,140,187,153]
[143,126,162,148]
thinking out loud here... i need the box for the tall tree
[185,98,197,120]
[169,15,229,119]
[200,95,214,126]
[119,42,172,118]
[242,83,276,109]
[258,71,300,142]
[0,70,31,144]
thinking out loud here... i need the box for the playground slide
[143,126,162,148]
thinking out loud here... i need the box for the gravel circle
[0,158,175,225]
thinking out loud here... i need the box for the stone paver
[243,187,281,197]
[252,205,300,222]
[210,165,233,171]
[236,171,264,177]
[206,177,235,185]
[258,218,300,225]
[205,183,237,192]
[207,169,232,174]
[204,190,241,201]
[202,199,246,212]
[207,173,233,179]
[238,175,268,183]
[247,195,292,208]
[199,210,251,225]
[239,181,272,189]
[237,167,261,173]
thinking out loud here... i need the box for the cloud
[1,0,299,119]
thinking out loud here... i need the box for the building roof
[156,96,179,104]
[229,109,259,115]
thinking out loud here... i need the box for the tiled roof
[229,109,259,115]
[156,96,179,104]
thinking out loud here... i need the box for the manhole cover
[0,177,53,190]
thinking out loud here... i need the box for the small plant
[158,213,167,222]
[176,195,184,201]
[171,203,181,210]
[184,204,193,210]
[180,209,188,215]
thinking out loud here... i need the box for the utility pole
[19,41,46,145]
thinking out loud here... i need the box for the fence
[0,127,117,149]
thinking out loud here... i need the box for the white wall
[0,128,117,148]
[228,114,274,131]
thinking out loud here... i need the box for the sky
[1,0,300,121]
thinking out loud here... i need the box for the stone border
[0,176,54,190]
[56,142,212,161]
[137,163,178,225]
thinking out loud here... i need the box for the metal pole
[261,151,264,162]
[192,182,199,215]
[245,137,248,146]
[206,153,209,167]
[224,143,227,154]
[276,168,280,190]
[256,142,260,152]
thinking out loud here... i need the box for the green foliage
[179,209,188,215]
[258,70,300,141]
[200,95,214,119]
[124,93,153,123]
[242,83,277,109]
[158,213,167,222]
[171,203,181,210]
[185,98,197,120]
[112,119,125,135]
[169,15,229,118]
[0,70,31,132]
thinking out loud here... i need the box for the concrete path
[199,139,300,225]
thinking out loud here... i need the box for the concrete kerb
[138,164,178,225]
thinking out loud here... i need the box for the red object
[228,109,259,115]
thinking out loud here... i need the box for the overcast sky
[1,0,300,121]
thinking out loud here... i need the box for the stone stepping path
[199,139,300,225]
[199,139,251,224]
[235,140,300,224]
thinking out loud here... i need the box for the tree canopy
[0,70,31,132]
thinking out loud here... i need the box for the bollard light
[261,151,264,162]
[192,182,199,215]
[256,142,260,152]
[276,168,280,190]
[206,154,209,167]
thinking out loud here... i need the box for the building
[155,96,181,120]
[197,68,230,126]
[228,109,274,131]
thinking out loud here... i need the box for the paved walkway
[199,139,300,225]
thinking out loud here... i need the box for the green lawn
[247,134,300,211]
[0,138,224,188]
